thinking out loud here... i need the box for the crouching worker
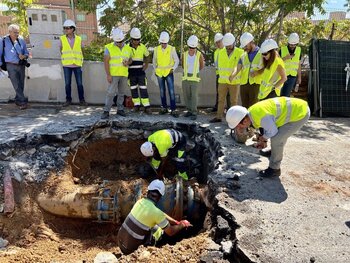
[226,97,310,177]
[117,180,191,255]
[140,129,188,180]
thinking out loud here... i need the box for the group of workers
[0,21,311,254]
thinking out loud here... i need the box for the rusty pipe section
[37,177,205,224]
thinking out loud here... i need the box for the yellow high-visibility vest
[240,51,263,85]
[281,46,301,77]
[105,42,132,77]
[218,47,244,85]
[258,56,285,100]
[249,97,309,128]
[129,43,149,69]
[60,35,83,66]
[214,48,223,75]
[182,51,201,82]
[154,45,175,77]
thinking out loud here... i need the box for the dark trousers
[7,63,27,105]
[240,83,260,108]
[63,66,85,102]
[281,75,297,97]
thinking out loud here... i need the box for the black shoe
[209,117,222,123]
[63,101,71,107]
[259,149,271,157]
[117,110,126,117]
[184,112,192,117]
[79,100,88,106]
[211,107,217,113]
[190,114,197,120]
[259,167,281,178]
[170,110,179,118]
[159,108,168,115]
[101,111,109,119]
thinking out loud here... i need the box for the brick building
[36,0,98,44]
[0,12,12,36]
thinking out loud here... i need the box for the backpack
[1,37,7,71]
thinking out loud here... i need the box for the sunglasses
[63,27,74,30]
[262,52,270,56]
[189,47,196,49]
[160,42,167,45]
[132,38,141,41]
[115,41,123,43]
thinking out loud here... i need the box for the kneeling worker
[140,129,188,180]
[117,179,191,254]
[226,97,310,177]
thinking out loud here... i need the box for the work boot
[132,105,140,112]
[79,100,88,106]
[259,149,271,157]
[209,117,222,123]
[259,167,281,178]
[211,107,217,113]
[190,114,197,120]
[63,101,71,107]
[101,111,109,119]
[170,110,179,118]
[184,111,192,117]
[159,108,168,115]
[19,104,27,110]
[144,107,152,115]
[117,110,126,117]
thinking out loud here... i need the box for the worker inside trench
[36,125,220,251]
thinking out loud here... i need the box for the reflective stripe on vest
[182,51,200,82]
[218,47,244,85]
[249,97,308,128]
[106,43,132,77]
[122,213,150,240]
[240,51,262,85]
[60,35,83,66]
[155,45,174,77]
[130,43,149,68]
[258,56,285,100]
[281,46,300,77]
[214,48,221,75]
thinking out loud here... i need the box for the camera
[18,59,30,68]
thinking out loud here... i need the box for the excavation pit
[0,120,251,262]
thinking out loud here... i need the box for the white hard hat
[63,19,76,28]
[130,27,141,39]
[260,39,278,54]
[159,31,170,43]
[226,106,249,129]
[240,32,254,48]
[148,179,165,196]
[214,33,223,43]
[112,28,124,42]
[223,33,235,47]
[288,33,299,45]
[187,35,198,48]
[140,141,154,157]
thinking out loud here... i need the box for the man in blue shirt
[0,24,29,110]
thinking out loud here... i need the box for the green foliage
[2,0,38,37]
[82,34,111,61]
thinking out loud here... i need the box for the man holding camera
[0,24,29,110]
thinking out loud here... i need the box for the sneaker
[117,110,126,117]
[101,111,109,119]
[258,167,281,178]
[159,108,168,115]
[209,117,222,123]
[184,112,192,117]
[190,114,197,120]
[63,101,71,107]
[170,110,179,118]
[79,100,88,106]
[259,149,271,157]
[144,107,152,115]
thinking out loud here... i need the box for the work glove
[180,220,192,228]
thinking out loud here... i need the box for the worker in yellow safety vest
[211,33,224,112]
[279,33,302,97]
[60,19,86,107]
[140,129,188,180]
[182,35,205,120]
[229,32,263,108]
[128,27,152,114]
[153,31,180,117]
[226,97,310,177]
[251,39,287,100]
[210,33,244,123]
[117,179,191,255]
[101,28,133,119]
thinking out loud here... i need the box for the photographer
[1,24,29,110]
